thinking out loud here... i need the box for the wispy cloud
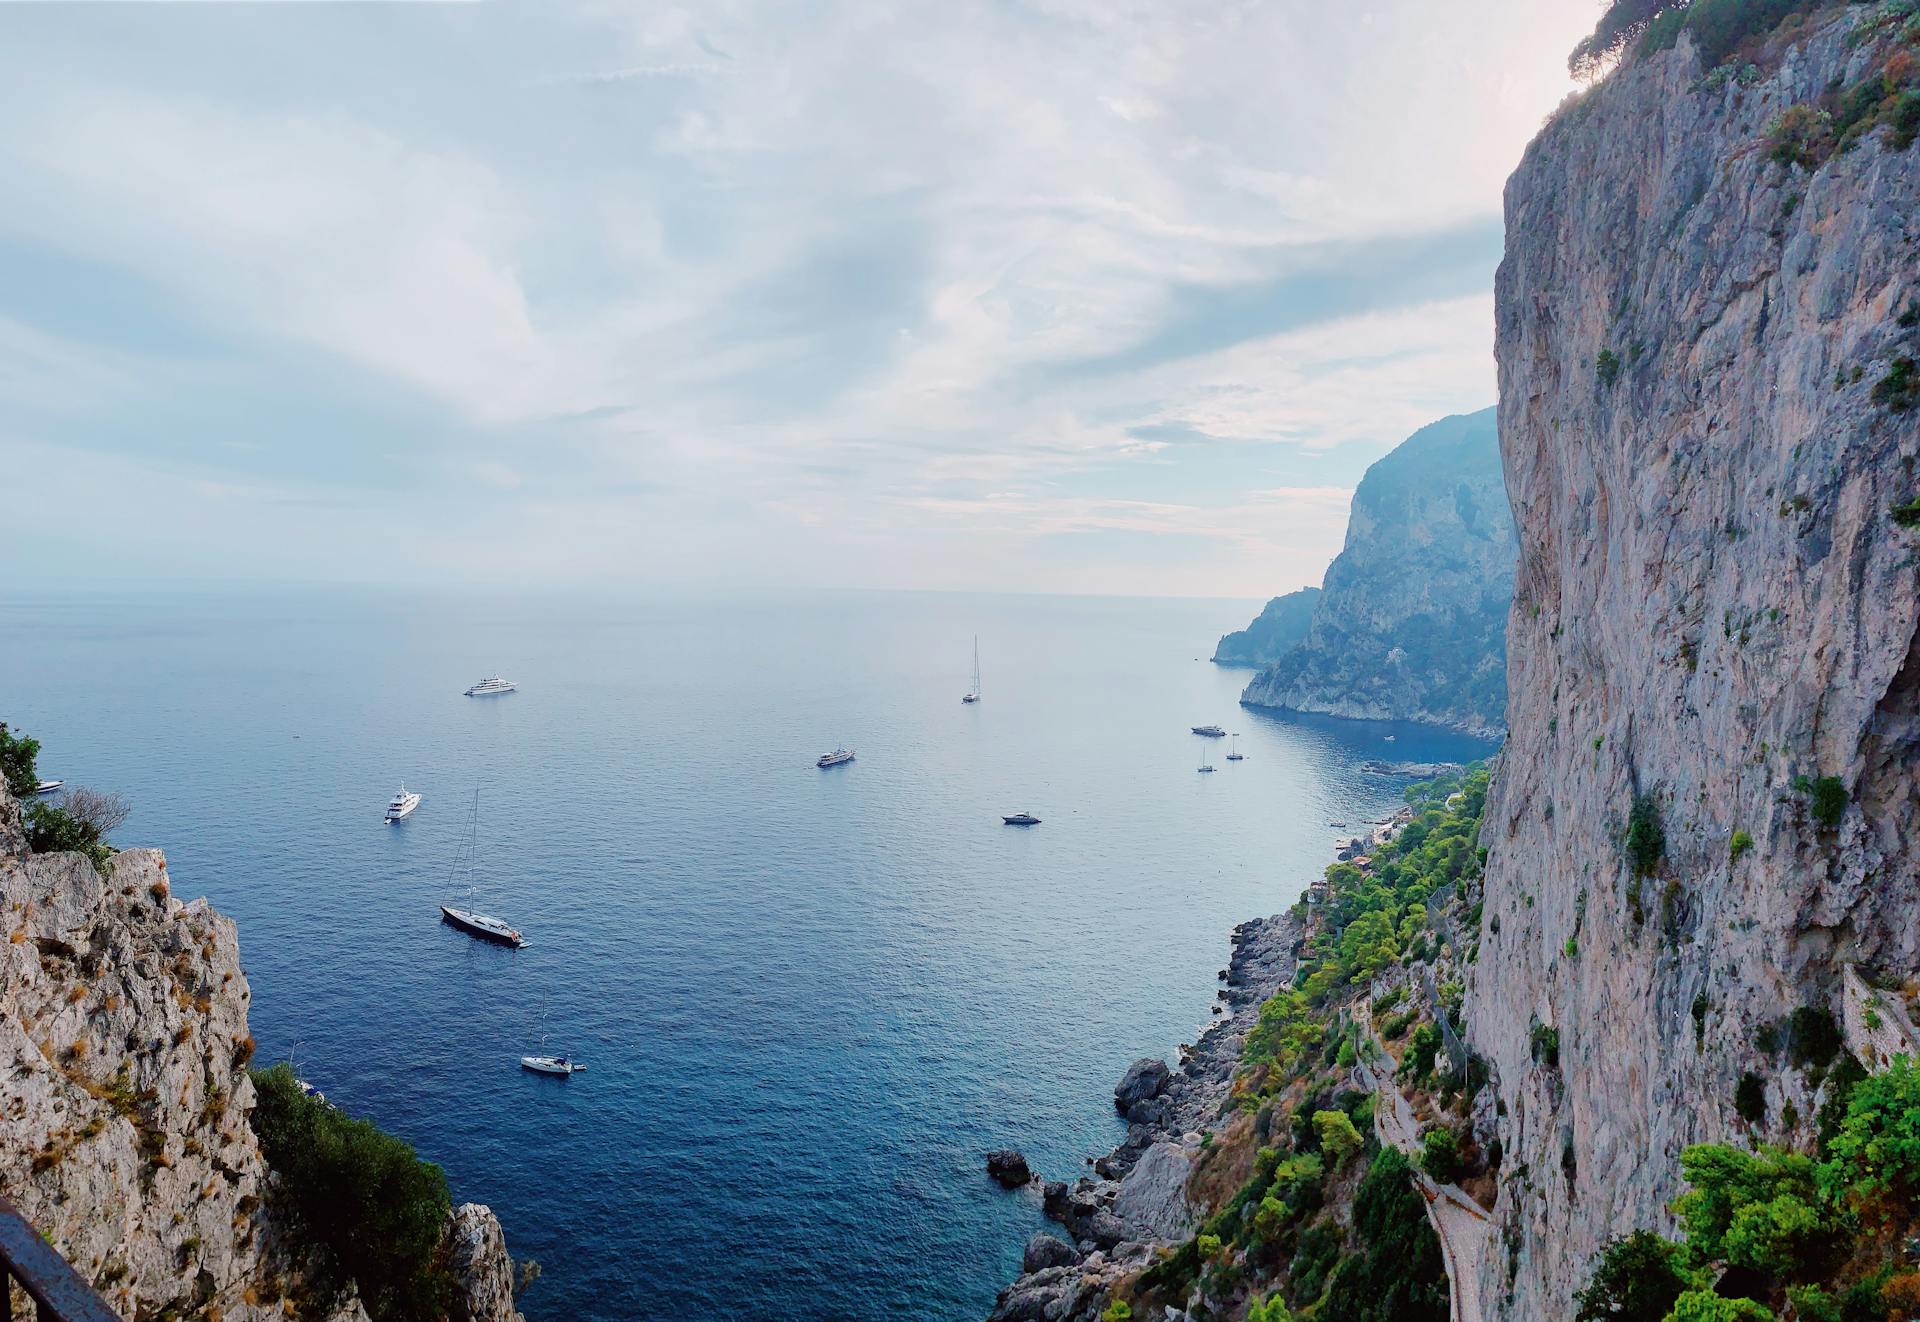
[0,0,1591,596]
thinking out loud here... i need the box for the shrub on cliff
[1318,1148,1447,1322]
[1769,104,1837,170]
[1570,0,1825,78]
[0,723,41,797]
[1574,1229,1695,1320]
[1626,794,1666,876]
[249,1063,454,1322]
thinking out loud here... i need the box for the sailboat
[962,636,982,704]
[1198,747,1216,773]
[520,1018,586,1076]
[1226,735,1245,762]
[439,789,526,948]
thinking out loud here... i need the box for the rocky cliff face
[0,781,525,1322]
[1239,408,1514,736]
[1211,588,1321,666]
[1466,10,1920,1316]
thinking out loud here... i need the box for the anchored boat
[464,676,517,697]
[1191,724,1226,737]
[817,748,855,768]
[439,790,525,948]
[1002,812,1041,826]
[384,784,421,823]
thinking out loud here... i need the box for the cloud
[0,0,1594,597]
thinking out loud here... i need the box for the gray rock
[1239,406,1513,737]
[1113,1058,1170,1110]
[985,1149,1032,1187]
[1112,1142,1195,1241]
[446,1204,527,1322]
[1041,1181,1069,1217]
[1021,1231,1078,1273]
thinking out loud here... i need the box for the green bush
[1314,1110,1364,1165]
[1730,830,1755,861]
[1736,1071,1768,1125]
[1873,356,1918,412]
[1574,1229,1695,1321]
[1770,104,1836,170]
[1626,794,1666,877]
[249,1063,454,1321]
[0,724,41,798]
[1799,775,1848,828]
[1892,497,1920,529]
[1318,1149,1448,1322]
[22,803,112,872]
[1419,1127,1465,1184]
[1665,1293,1773,1321]
[1597,348,1623,387]
[1533,1024,1562,1070]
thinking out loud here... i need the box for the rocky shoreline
[985,907,1304,1320]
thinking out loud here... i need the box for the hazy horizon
[2,0,1590,598]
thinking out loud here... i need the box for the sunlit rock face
[1468,11,1920,1316]
[1240,406,1514,736]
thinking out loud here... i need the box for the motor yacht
[1191,724,1227,737]
[1002,812,1041,826]
[384,785,421,823]
[817,748,855,767]
[464,676,517,697]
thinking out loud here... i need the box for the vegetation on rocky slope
[1111,767,1491,1319]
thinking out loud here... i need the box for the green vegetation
[1627,794,1666,877]
[1731,830,1756,862]
[249,1063,454,1322]
[1735,1072,1768,1125]
[0,723,41,797]
[1892,496,1920,528]
[1769,105,1836,170]
[1580,1054,1920,1319]
[1789,1008,1842,1071]
[1314,1110,1364,1165]
[1419,1126,1465,1183]
[1533,1024,1562,1070]
[1598,348,1623,387]
[1574,1229,1693,1320]
[1319,1149,1448,1322]
[1795,775,1848,829]
[1569,0,1827,78]
[1874,357,1919,412]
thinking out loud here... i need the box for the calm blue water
[0,588,1491,1320]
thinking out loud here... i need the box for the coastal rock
[446,1204,526,1322]
[1211,587,1321,666]
[1240,406,1514,736]
[1041,1180,1069,1217]
[0,780,522,1322]
[1469,12,1920,1316]
[1111,1142,1194,1241]
[985,1149,1033,1187]
[1021,1231,1078,1273]
[1112,1058,1170,1110]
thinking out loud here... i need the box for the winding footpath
[1352,1008,1491,1322]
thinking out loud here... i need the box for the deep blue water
[0,588,1491,1320]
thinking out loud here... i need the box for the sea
[0,587,1494,1320]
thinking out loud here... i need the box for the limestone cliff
[1466,8,1920,1316]
[0,780,525,1322]
[1239,408,1514,736]
[1211,588,1321,666]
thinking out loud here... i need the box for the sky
[0,0,1595,599]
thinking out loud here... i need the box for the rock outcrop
[1211,587,1321,666]
[0,780,525,1321]
[988,911,1301,1321]
[1239,407,1515,736]
[1466,9,1920,1316]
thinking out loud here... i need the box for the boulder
[1021,1231,1078,1273]
[1041,1181,1069,1217]
[985,1149,1032,1187]
[1113,1058,1170,1111]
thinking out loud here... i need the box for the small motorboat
[384,784,421,823]
[520,1055,587,1076]
[1191,724,1227,737]
[441,905,525,948]
[817,748,855,768]
[31,780,62,795]
[1002,812,1041,826]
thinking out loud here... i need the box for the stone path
[1352,1006,1491,1322]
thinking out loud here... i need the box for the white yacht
[520,1054,586,1076]
[1191,724,1227,737]
[465,676,517,697]
[384,785,421,823]
[963,636,982,704]
[817,748,855,768]
[31,780,62,795]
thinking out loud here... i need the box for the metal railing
[0,1195,120,1322]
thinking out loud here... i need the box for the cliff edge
[0,779,525,1322]
[1468,8,1920,1315]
